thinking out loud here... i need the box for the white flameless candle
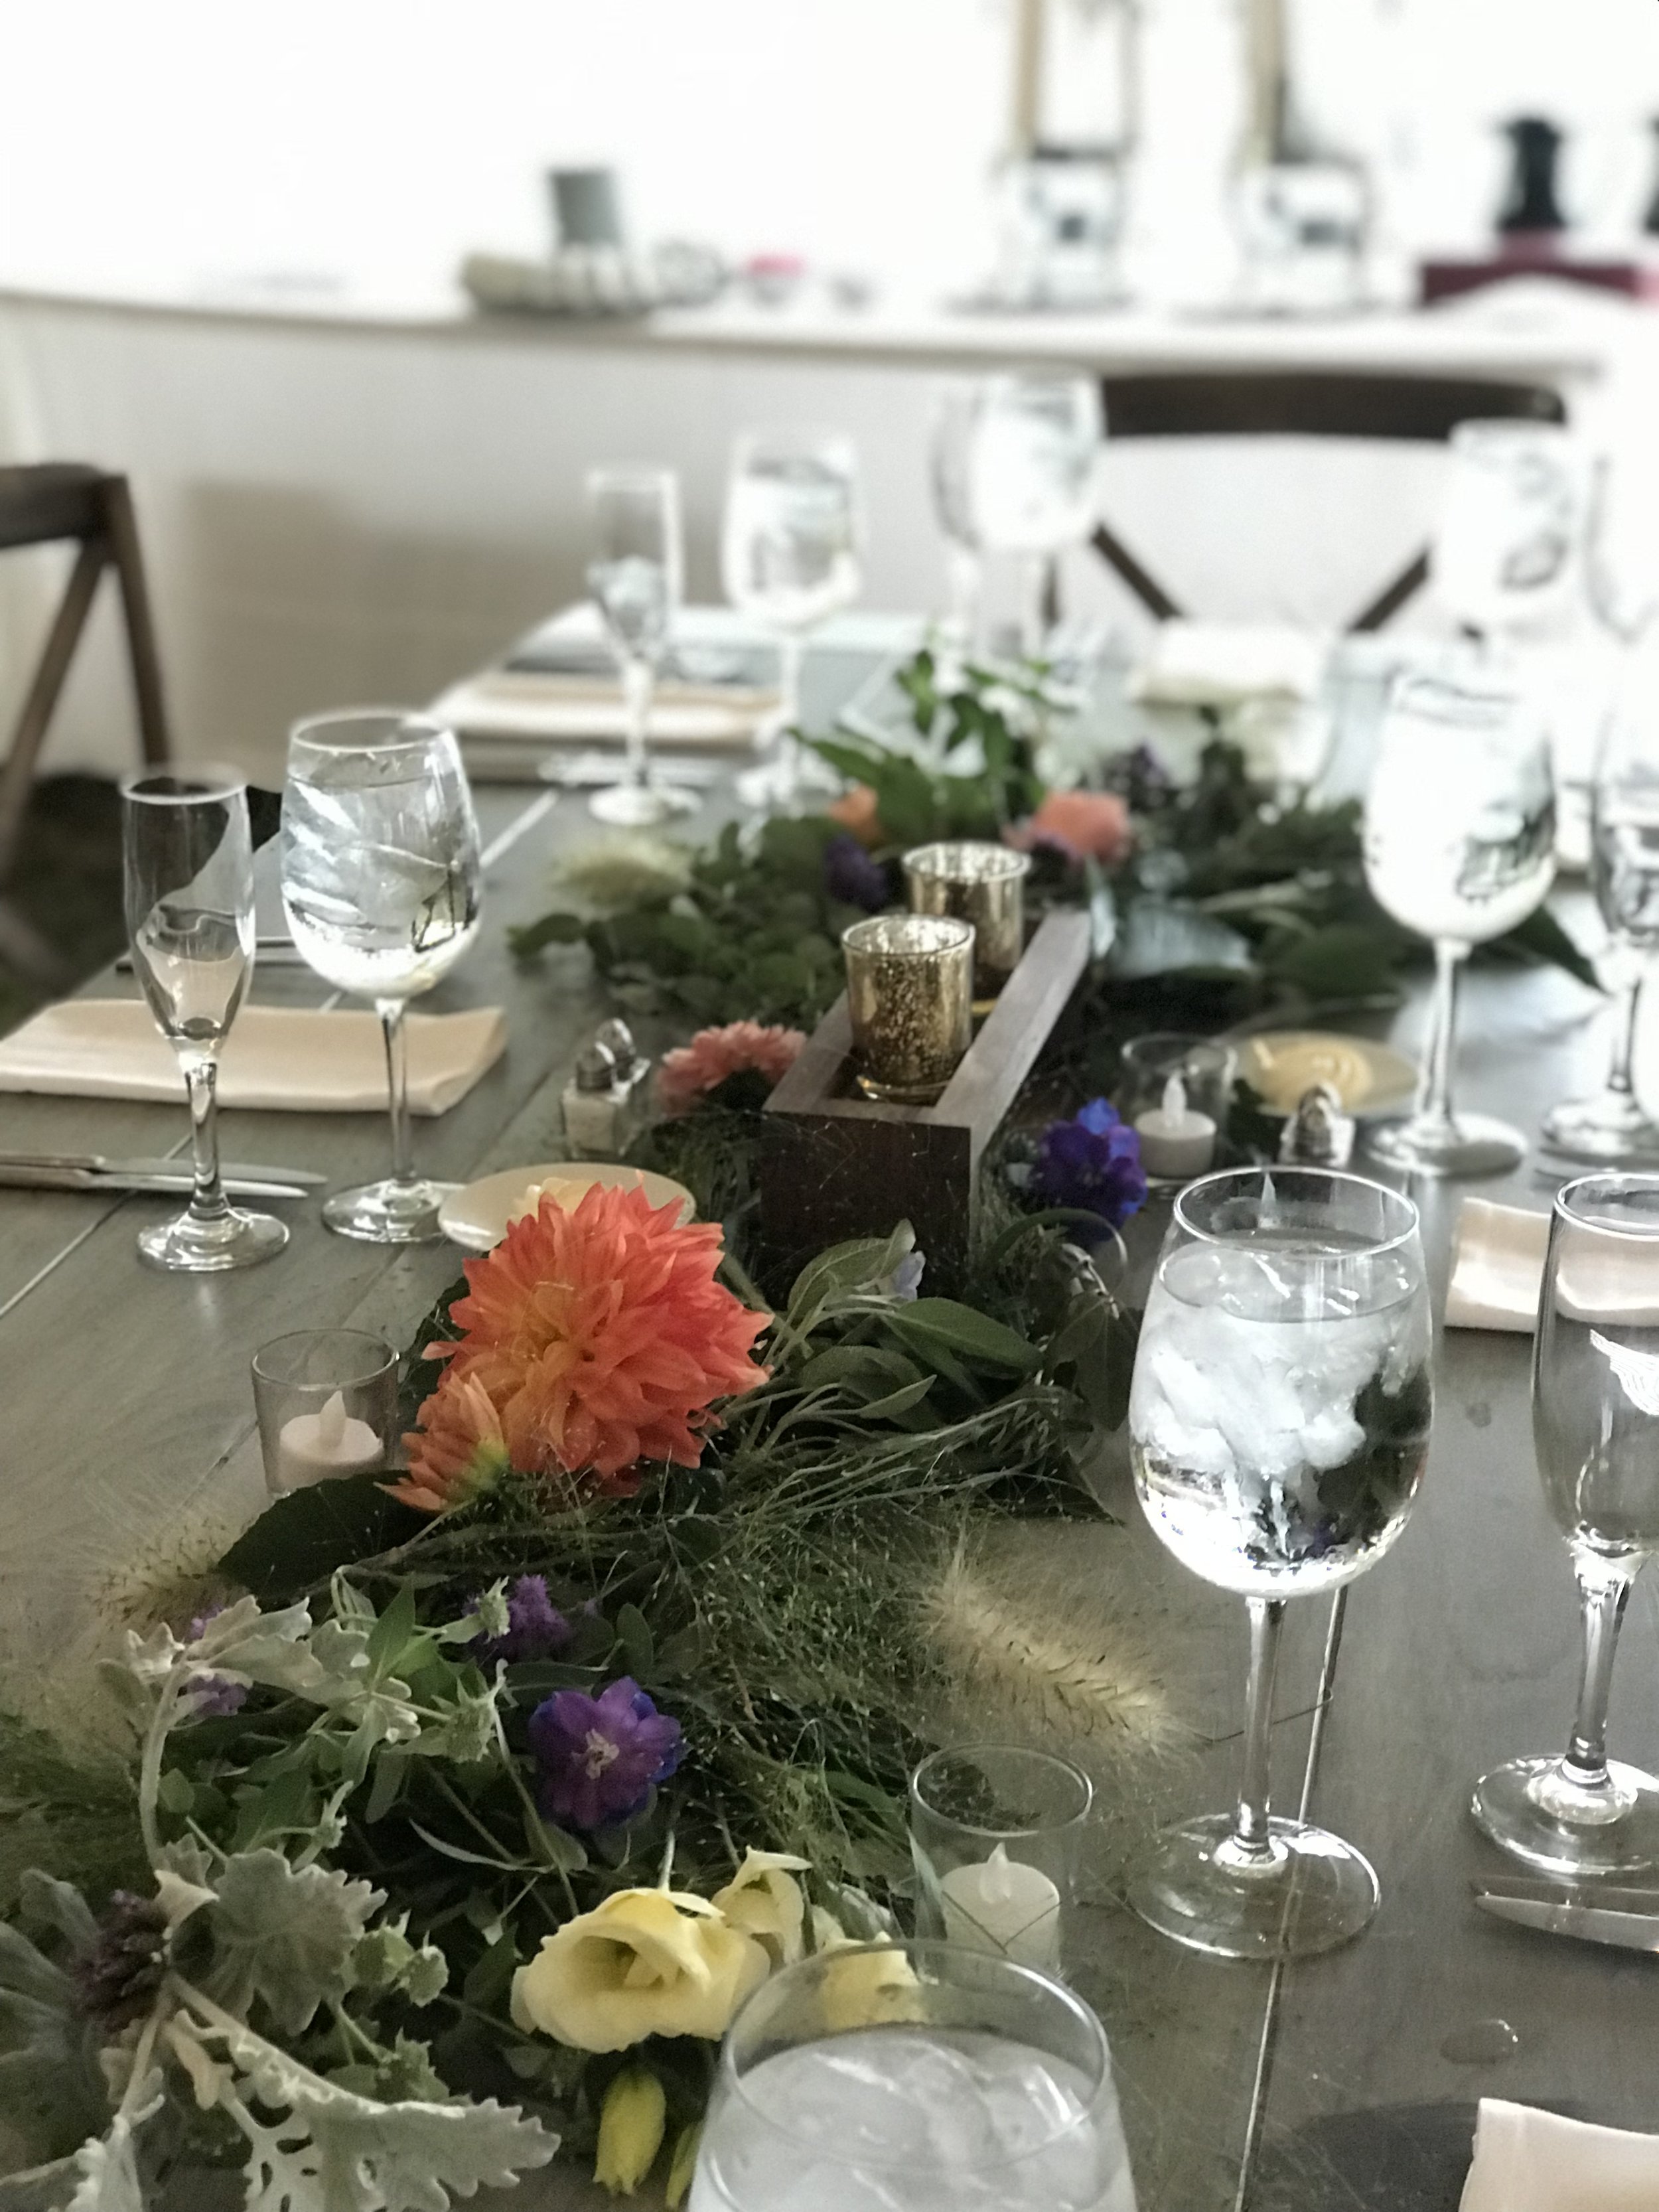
[1135,1074,1216,1181]
[276,1391,384,1492]
[938,1843,1062,1971]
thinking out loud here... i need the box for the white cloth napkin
[1461,2099,1659,2211]
[1446,1198,1551,1331]
[1129,621,1331,707]
[0,1000,507,1116]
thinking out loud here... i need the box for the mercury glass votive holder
[843,913,974,1103]
[252,1329,399,1497]
[910,1745,1094,1977]
[903,840,1031,1000]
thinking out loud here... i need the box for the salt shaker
[561,1039,626,1157]
[1279,1082,1356,1169]
[594,1017,654,1135]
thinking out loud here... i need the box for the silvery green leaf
[0,2154,80,2211]
[64,2084,161,2212]
[400,1682,496,1768]
[1110,897,1254,979]
[206,1852,384,2036]
[0,1884,111,2168]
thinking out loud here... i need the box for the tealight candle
[276,1390,384,1491]
[938,1844,1062,1972]
[1135,1074,1217,1181]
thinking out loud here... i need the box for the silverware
[0,1151,326,1187]
[115,938,309,973]
[1474,1881,1659,1954]
[0,1165,317,1201]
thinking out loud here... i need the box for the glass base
[1127,1811,1379,1961]
[736,735,841,814]
[1540,1090,1659,1163]
[137,1204,288,1274]
[1367,1110,1527,1179]
[323,1177,458,1245]
[589,779,698,826]
[1471,1755,1659,1876]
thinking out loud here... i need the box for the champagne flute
[721,429,862,811]
[281,711,480,1244]
[1472,1172,1659,1875]
[120,768,288,1272]
[1364,670,1555,1177]
[586,465,697,826]
[962,375,1101,658]
[1127,1167,1433,1959]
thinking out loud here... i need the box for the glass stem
[622,656,653,791]
[182,1054,228,1225]
[778,632,805,736]
[1417,938,1467,1133]
[1019,554,1052,659]
[945,545,982,661]
[1605,966,1642,1101]
[379,1001,415,1189]
[1561,1561,1633,1793]
[1228,1597,1285,1866]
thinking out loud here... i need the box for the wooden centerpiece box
[760,909,1092,1287]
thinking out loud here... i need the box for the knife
[1473,1883,1659,1954]
[0,1161,320,1201]
[115,939,309,972]
[0,1151,326,1186]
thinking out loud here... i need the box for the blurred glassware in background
[1431,421,1589,644]
[1543,643,1659,1161]
[931,385,988,664]
[990,150,1129,311]
[1586,452,1659,650]
[722,429,863,810]
[586,465,697,825]
[1232,0,1370,314]
[958,375,1101,656]
[1364,670,1555,1176]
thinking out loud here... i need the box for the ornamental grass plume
[656,1021,806,1117]
[400,1183,768,1506]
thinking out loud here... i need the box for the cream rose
[711,1850,810,1968]
[512,1888,768,2053]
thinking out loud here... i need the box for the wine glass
[1432,420,1588,644]
[961,375,1101,658]
[281,710,481,1244]
[1472,1171,1659,1875]
[721,429,862,811]
[1543,643,1659,1161]
[1127,1167,1433,1959]
[930,384,987,668]
[1364,670,1556,1177]
[586,465,697,826]
[121,768,288,1273]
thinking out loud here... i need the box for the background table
[1,640,1656,2211]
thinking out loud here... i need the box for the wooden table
[2,649,1656,2211]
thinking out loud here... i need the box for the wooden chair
[1090,371,1569,635]
[0,465,171,976]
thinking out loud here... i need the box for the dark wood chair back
[1090,370,1569,632]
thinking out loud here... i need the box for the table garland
[0,650,1597,2212]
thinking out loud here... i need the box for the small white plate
[1238,1031,1418,1119]
[439,1162,696,1252]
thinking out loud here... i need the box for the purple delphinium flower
[186,1607,247,1718]
[824,834,889,913]
[1031,1098,1147,1237]
[528,1676,684,1831]
[74,1892,169,2028]
[881,1250,926,1302]
[474,1576,571,1667]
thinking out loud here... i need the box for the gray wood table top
[2,654,1654,2212]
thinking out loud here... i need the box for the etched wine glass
[121,767,288,1272]
[962,375,1101,657]
[1127,1167,1433,1958]
[1432,419,1587,644]
[1473,1173,1659,1874]
[1364,670,1555,1177]
[586,465,697,826]
[281,711,480,1244]
[722,428,862,811]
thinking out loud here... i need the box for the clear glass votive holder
[252,1329,399,1496]
[910,1744,1094,1977]
[902,841,1031,1001]
[843,913,974,1104]
[1119,1032,1238,1128]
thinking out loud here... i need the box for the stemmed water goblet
[121,767,288,1272]
[585,465,697,826]
[721,428,863,811]
[1127,1167,1433,1959]
[1472,1172,1659,1875]
[960,374,1101,658]
[281,710,481,1244]
[1432,419,1588,646]
[1364,670,1555,1177]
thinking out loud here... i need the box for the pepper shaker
[561,1039,626,1157]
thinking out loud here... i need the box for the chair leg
[0,537,107,884]
[102,477,171,766]
[1089,521,1184,623]
[1348,550,1430,635]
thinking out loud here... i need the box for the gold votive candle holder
[843,913,975,1103]
[902,841,1031,999]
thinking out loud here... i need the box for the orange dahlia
[392,1372,511,1514]
[402,1183,768,1505]
[656,1021,806,1117]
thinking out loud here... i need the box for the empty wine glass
[722,429,862,810]
[121,768,288,1273]
[1544,644,1659,1161]
[281,711,481,1244]
[1364,670,1556,1177]
[1472,1172,1659,1875]
[586,465,697,826]
[931,384,987,664]
[1432,420,1588,644]
[1127,1167,1433,1960]
[962,376,1101,657]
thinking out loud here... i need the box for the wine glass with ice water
[963,375,1100,656]
[121,768,288,1272]
[1473,1172,1659,1875]
[1364,670,1555,1177]
[689,1942,1137,2212]
[281,711,480,1244]
[1127,1167,1432,1959]
[721,429,862,811]
[586,465,697,826]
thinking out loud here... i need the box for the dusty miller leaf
[64,2095,161,2212]
[206,1852,384,2035]
[0,1880,111,2168]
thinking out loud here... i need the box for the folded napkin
[1130,621,1331,707]
[1446,1198,1551,1331]
[0,1001,506,1116]
[1461,2099,1659,2210]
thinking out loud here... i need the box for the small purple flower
[881,1250,926,1302]
[824,834,889,913]
[74,1893,169,2028]
[1031,1098,1147,1237]
[187,1607,247,1717]
[528,1676,683,1831]
[475,1576,571,1666]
